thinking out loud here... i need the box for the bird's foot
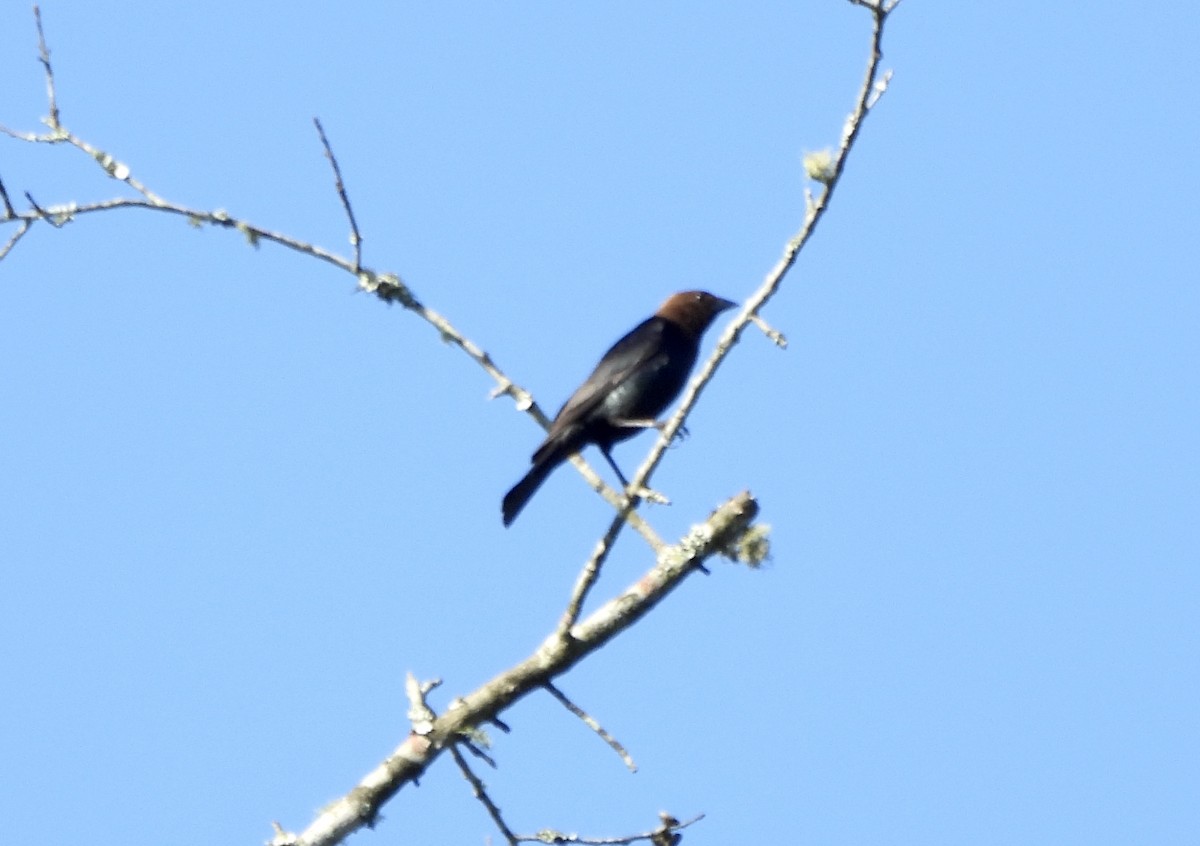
[649,421,688,447]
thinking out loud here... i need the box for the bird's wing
[550,316,668,430]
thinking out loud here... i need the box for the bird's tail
[502,460,555,526]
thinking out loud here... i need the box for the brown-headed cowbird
[502,290,735,526]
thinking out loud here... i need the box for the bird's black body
[502,290,734,526]
[533,315,696,465]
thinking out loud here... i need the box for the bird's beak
[715,296,737,313]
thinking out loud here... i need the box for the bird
[502,290,736,526]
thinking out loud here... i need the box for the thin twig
[313,117,363,273]
[516,812,706,845]
[544,682,636,772]
[0,124,41,142]
[449,745,520,846]
[0,177,15,218]
[0,220,31,260]
[23,191,61,227]
[63,133,163,202]
[461,737,498,769]
[33,6,60,130]
[556,516,627,638]
[7,195,357,268]
[749,313,787,348]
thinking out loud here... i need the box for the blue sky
[1,2,1196,844]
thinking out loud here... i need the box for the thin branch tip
[451,745,520,845]
[0,177,15,218]
[313,117,364,272]
[545,682,637,772]
[32,5,61,130]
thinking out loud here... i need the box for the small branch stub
[405,673,441,736]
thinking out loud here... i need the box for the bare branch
[0,177,29,258]
[749,313,788,348]
[0,177,15,219]
[556,515,626,637]
[33,6,60,131]
[313,117,364,273]
[0,220,31,260]
[455,736,693,846]
[23,191,61,227]
[65,134,163,202]
[405,673,441,736]
[450,745,521,846]
[460,737,498,769]
[544,681,637,773]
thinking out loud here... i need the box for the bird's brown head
[655,290,737,336]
